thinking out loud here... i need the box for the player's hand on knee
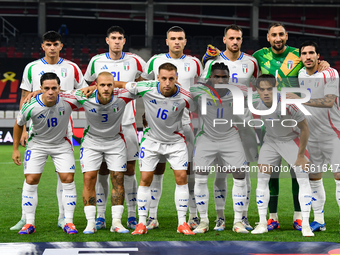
[12,150,22,166]
[202,44,220,66]
[20,130,28,147]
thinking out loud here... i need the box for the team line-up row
[10,22,340,238]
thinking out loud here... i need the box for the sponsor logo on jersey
[89,108,97,113]
[61,68,67,78]
[182,162,188,167]
[37,114,45,119]
[207,101,213,106]
[39,71,45,76]
[121,163,127,168]
[124,62,130,71]
[184,63,190,72]
[172,102,179,111]
[264,61,270,68]
[113,103,119,112]
[287,60,293,70]
[70,164,75,170]
[101,65,108,70]
[242,64,248,73]
[58,107,65,116]
[150,99,157,104]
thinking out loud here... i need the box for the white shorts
[308,138,340,173]
[235,110,259,163]
[193,134,247,171]
[158,123,194,164]
[80,135,127,173]
[258,137,309,167]
[138,138,188,172]
[122,123,139,161]
[23,140,75,174]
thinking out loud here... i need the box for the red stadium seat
[82,47,89,54]
[0,47,6,52]
[15,52,23,58]
[31,52,40,58]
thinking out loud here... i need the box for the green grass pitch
[1,145,339,243]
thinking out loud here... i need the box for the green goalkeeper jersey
[252,45,303,89]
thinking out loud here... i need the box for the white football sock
[194,174,209,219]
[232,178,246,224]
[112,205,124,221]
[21,181,26,220]
[22,181,38,225]
[243,171,251,218]
[256,172,271,224]
[84,205,96,225]
[124,174,137,218]
[187,173,197,219]
[175,183,189,226]
[56,173,64,220]
[96,173,110,219]
[335,179,340,213]
[137,186,151,225]
[310,179,325,224]
[295,167,311,227]
[214,171,227,220]
[148,174,163,219]
[62,181,77,224]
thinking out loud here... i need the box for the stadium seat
[82,47,89,54]
[15,52,23,58]
[5,110,14,118]
[0,111,4,118]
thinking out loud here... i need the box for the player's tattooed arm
[83,197,87,206]
[305,94,336,108]
[110,172,124,205]
[286,93,336,108]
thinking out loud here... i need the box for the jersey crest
[124,62,130,71]
[242,64,248,73]
[112,103,119,112]
[184,63,190,72]
[61,68,67,78]
[58,107,65,116]
[287,60,293,70]
[172,102,179,111]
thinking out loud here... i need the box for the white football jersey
[298,67,340,141]
[83,52,146,125]
[71,88,136,143]
[142,53,203,124]
[126,80,196,143]
[201,52,260,88]
[17,94,79,145]
[255,92,306,142]
[20,57,84,92]
[190,83,248,140]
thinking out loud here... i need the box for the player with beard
[253,22,329,231]
[201,24,259,231]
